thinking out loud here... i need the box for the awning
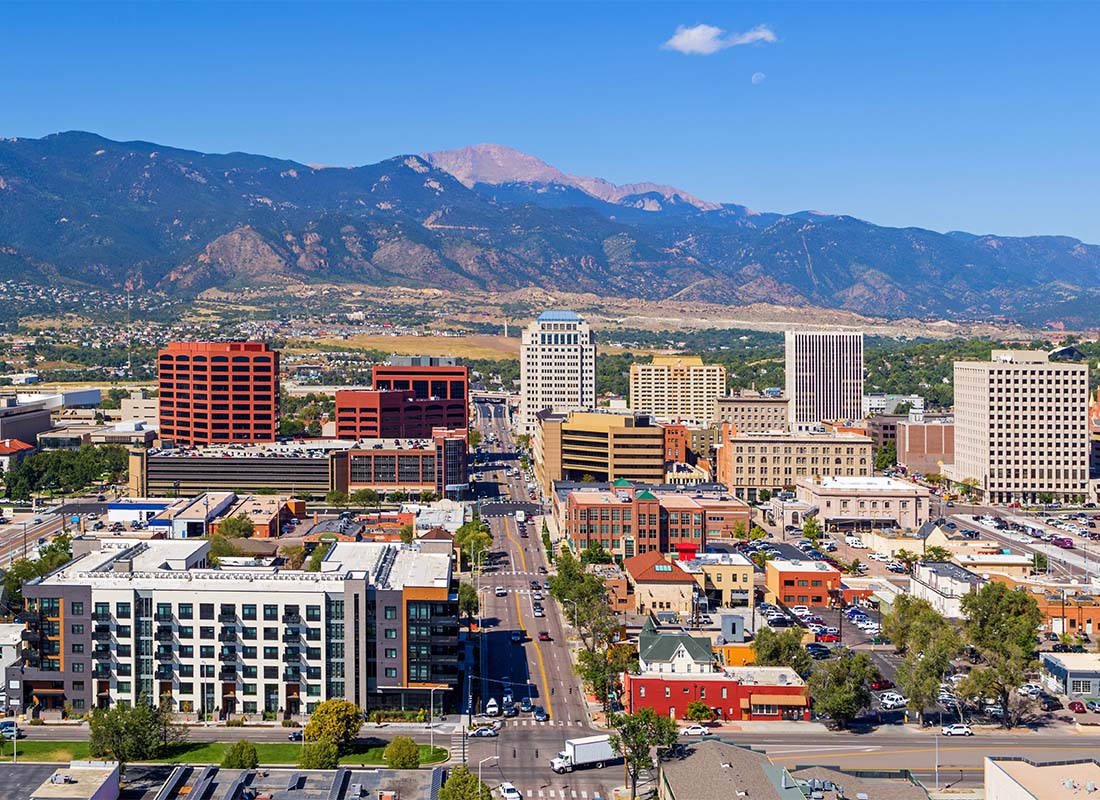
[740,698,750,709]
[750,694,808,706]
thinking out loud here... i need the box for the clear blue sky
[4,1,1099,241]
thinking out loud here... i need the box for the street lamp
[478,755,499,791]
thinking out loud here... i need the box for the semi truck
[550,734,617,773]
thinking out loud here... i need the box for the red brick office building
[158,341,279,446]
[333,364,469,440]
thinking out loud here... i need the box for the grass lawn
[0,739,447,766]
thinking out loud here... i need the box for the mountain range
[1,131,1098,325]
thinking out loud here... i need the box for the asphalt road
[0,514,64,568]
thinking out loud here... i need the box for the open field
[297,333,520,360]
[0,739,447,765]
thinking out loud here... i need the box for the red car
[538,631,552,641]
[816,633,840,643]
[871,678,895,690]
[1069,701,1087,713]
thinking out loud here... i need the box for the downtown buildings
[784,330,864,430]
[950,350,1089,503]
[9,537,459,717]
[519,310,596,434]
[629,356,726,425]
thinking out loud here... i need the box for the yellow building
[676,552,756,610]
[533,409,667,495]
[629,356,726,425]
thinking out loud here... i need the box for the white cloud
[662,23,777,56]
[751,71,767,85]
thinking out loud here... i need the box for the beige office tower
[952,350,1089,504]
[519,310,596,433]
[785,330,864,430]
[629,356,726,424]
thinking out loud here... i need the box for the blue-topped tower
[519,310,596,433]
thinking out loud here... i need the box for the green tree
[221,739,259,769]
[801,516,822,543]
[580,541,613,565]
[458,582,480,625]
[959,582,1043,728]
[351,488,380,509]
[748,525,768,540]
[576,646,637,709]
[960,477,981,501]
[383,735,421,769]
[751,627,812,676]
[388,490,408,504]
[609,708,679,800]
[1033,552,1048,572]
[893,549,921,573]
[732,520,748,540]
[923,545,954,562]
[468,430,483,448]
[418,490,437,502]
[306,420,322,437]
[758,489,772,503]
[880,594,937,654]
[894,610,962,722]
[684,700,714,722]
[306,540,333,572]
[807,652,877,728]
[399,523,415,544]
[280,544,306,569]
[874,442,898,471]
[325,489,349,508]
[88,697,186,765]
[303,699,362,749]
[298,739,340,769]
[217,513,255,539]
[438,764,493,800]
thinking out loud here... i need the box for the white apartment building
[785,331,864,430]
[951,350,1089,504]
[519,310,596,433]
[629,356,726,424]
[8,538,458,718]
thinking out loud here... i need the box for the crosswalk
[525,791,600,798]
[507,719,588,727]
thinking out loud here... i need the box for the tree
[398,523,416,544]
[222,739,259,769]
[325,489,349,508]
[732,520,748,540]
[580,473,597,483]
[960,477,980,501]
[758,489,772,503]
[874,442,898,472]
[801,516,822,543]
[576,646,637,709]
[751,627,812,676]
[88,697,186,765]
[418,490,437,503]
[807,652,877,728]
[748,525,768,540]
[306,540,333,572]
[458,582,480,625]
[383,735,421,769]
[298,739,340,769]
[306,420,322,437]
[351,488,380,510]
[1033,552,1048,572]
[304,699,363,749]
[894,610,961,723]
[439,764,493,800]
[960,582,1043,728]
[609,708,678,800]
[922,545,954,562]
[580,541,613,565]
[280,544,306,569]
[880,595,937,654]
[893,549,921,573]
[217,513,255,539]
[684,700,714,722]
[388,490,408,504]
[468,430,483,448]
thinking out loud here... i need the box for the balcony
[218,612,236,624]
[281,631,300,643]
[218,651,237,662]
[15,610,40,625]
[92,648,111,661]
[282,612,301,625]
[218,630,237,643]
[155,667,174,680]
[282,652,300,664]
[155,631,174,643]
[91,611,111,622]
[154,612,173,623]
[282,671,301,682]
[92,666,111,679]
[155,649,174,662]
[218,670,238,682]
[92,629,112,642]
[21,628,40,642]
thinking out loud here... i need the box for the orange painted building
[765,559,843,607]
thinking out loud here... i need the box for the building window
[751,704,779,715]
[665,686,671,698]
[71,602,84,616]
[385,629,397,639]
[179,604,193,620]
[385,668,398,678]
[264,605,278,621]
[385,648,398,659]
[71,624,84,635]
[71,662,84,673]
[640,686,646,698]
[384,607,397,620]
[1072,679,1092,694]
[199,604,214,620]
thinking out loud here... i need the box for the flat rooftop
[30,762,118,800]
[768,559,841,574]
[989,758,1100,800]
[1040,652,1100,671]
[807,476,928,493]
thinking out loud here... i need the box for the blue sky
[4,2,1099,241]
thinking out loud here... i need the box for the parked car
[941,724,973,736]
[471,726,500,737]
[1085,701,1100,713]
[816,632,840,643]
[871,678,895,690]
[1069,701,1087,713]
[679,724,709,736]
[1039,695,1063,711]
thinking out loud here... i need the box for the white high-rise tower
[519,310,596,433]
[784,330,864,430]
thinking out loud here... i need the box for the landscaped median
[0,740,448,766]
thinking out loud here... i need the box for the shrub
[298,739,340,769]
[225,718,245,728]
[28,718,45,726]
[281,719,301,728]
[383,735,421,769]
[304,699,362,749]
[221,740,259,769]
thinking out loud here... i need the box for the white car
[499,782,523,800]
[869,552,890,562]
[679,724,709,736]
[791,605,810,616]
[1018,682,1043,697]
[495,587,507,597]
[941,723,973,736]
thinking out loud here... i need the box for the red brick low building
[622,669,810,722]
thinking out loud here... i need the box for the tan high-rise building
[951,350,1089,504]
[785,331,864,430]
[629,356,726,424]
[520,310,596,434]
